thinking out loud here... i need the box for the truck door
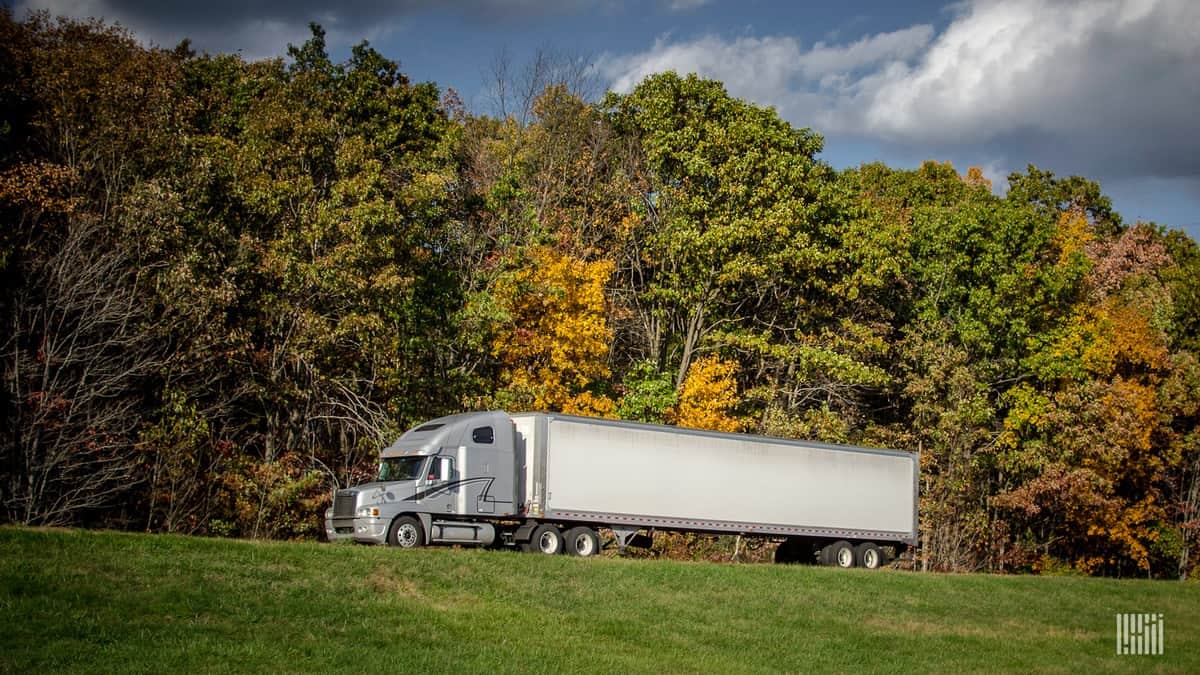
[420,454,458,515]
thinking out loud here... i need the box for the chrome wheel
[574,533,595,556]
[530,524,563,554]
[855,542,886,569]
[837,546,854,567]
[397,523,419,548]
[824,540,855,568]
[564,526,600,557]
[388,516,425,548]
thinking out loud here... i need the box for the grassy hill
[1,527,1197,673]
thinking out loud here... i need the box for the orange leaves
[1117,497,1163,568]
[0,161,79,216]
[671,355,744,432]
[963,165,992,192]
[1037,289,1169,383]
[490,247,615,412]
[999,219,1178,573]
[1107,301,1170,373]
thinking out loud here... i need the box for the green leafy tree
[105,25,468,536]
[604,73,901,437]
[615,360,677,423]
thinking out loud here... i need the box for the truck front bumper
[352,516,389,545]
[325,512,356,543]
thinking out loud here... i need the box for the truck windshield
[377,456,427,482]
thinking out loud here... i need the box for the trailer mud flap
[513,520,539,544]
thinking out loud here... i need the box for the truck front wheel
[530,524,564,554]
[388,516,425,549]
[564,527,600,557]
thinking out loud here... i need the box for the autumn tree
[454,78,635,420]
[487,247,615,415]
[0,12,185,524]
[995,214,1185,574]
[672,355,743,432]
[844,161,1076,571]
[603,73,905,445]
[145,26,468,537]
[3,10,1200,573]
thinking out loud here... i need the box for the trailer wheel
[817,542,834,565]
[855,542,885,569]
[530,524,563,555]
[564,527,600,557]
[387,516,425,549]
[824,540,855,568]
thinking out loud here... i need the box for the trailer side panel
[534,415,917,542]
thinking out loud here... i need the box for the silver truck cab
[324,411,517,545]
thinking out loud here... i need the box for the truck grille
[333,491,357,518]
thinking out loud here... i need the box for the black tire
[824,540,855,568]
[818,542,834,565]
[387,515,425,549]
[564,527,601,557]
[855,542,886,569]
[530,523,563,554]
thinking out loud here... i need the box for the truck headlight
[356,506,380,518]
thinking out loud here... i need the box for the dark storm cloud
[15,0,591,57]
[97,0,586,26]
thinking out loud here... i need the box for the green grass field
[1,527,1196,673]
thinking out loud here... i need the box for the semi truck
[325,411,918,568]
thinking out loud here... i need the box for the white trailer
[326,411,918,568]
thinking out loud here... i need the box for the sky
[11,0,1200,240]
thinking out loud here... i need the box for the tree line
[2,13,1197,577]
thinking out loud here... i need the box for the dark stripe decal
[404,476,494,501]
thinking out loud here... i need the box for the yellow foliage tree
[490,247,615,413]
[671,355,743,432]
[1052,207,1092,268]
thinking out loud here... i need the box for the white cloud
[598,25,934,105]
[662,0,712,10]
[845,0,1196,142]
[600,34,804,103]
[597,0,1200,181]
[796,24,933,77]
